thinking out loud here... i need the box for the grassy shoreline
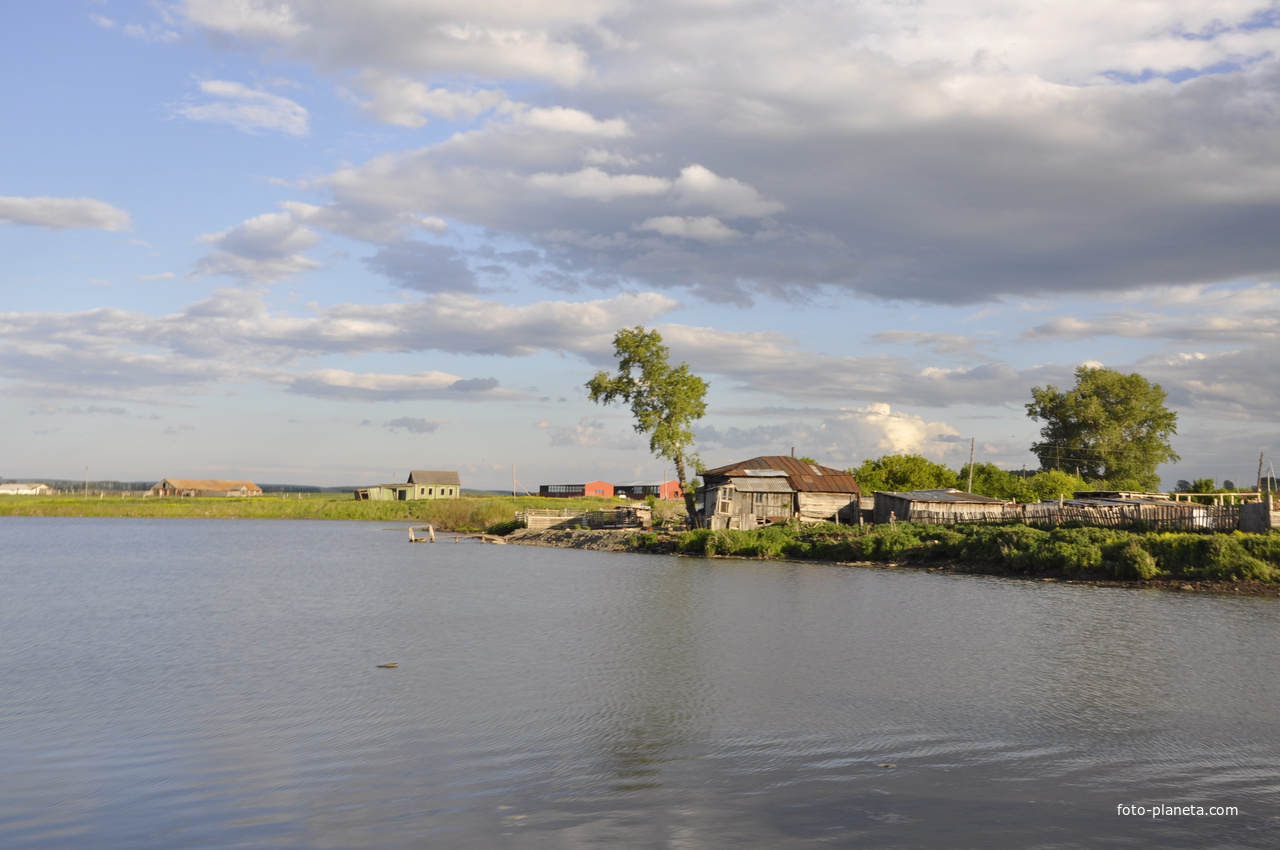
[507,522,1280,596]
[0,494,649,531]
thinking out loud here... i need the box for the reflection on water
[2,517,1279,848]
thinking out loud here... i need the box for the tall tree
[586,327,708,524]
[1026,366,1179,491]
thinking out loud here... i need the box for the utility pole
[1258,452,1266,493]
[967,438,975,493]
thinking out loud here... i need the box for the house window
[429,487,434,496]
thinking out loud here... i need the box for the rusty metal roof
[703,456,860,495]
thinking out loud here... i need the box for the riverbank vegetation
[624,521,1280,584]
[0,493,616,531]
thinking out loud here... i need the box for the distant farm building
[699,456,862,528]
[0,483,53,495]
[613,480,683,500]
[539,481,614,498]
[150,479,263,497]
[355,470,461,501]
[873,489,1010,524]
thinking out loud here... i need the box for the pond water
[2,516,1279,848]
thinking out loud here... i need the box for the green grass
[665,521,1280,583]
[0,493,635,532]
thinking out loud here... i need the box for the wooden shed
[698,456,862,529]
[872,489,1009,524]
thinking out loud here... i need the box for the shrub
[628,531,661,549]
[1112,541,1161,580]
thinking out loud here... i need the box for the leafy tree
[1189,478,1217,493]
[850,454,956,492]
[956,462,1025,500]
[1022,469,1089,502]
[586,326,708,524]
[1026,366,1179,491]
[1175,479,1192,493]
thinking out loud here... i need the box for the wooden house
[612,480,683,500]
[538,481,615,498]
[872,489,1009,524]
[355,470,461,501]
[150,479,263,497]
[698,456,862,529]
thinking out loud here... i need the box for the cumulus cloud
[175,80,309,136]
[0,288,679,401]
[194,212,321,281]
[0,196,131,231]
[170,0,1280,305]
[355,71,506,127]
[286,369,516,402]
[176,0,598,84]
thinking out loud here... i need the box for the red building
[613,480,684,500]
[539,481,615,498]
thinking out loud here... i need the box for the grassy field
[0,493,677,531]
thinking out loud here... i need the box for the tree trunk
[674,454,700,527]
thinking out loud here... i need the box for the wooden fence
[904,503,1242,531]
[518,508,646,530]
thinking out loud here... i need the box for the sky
[3,1,1280,490]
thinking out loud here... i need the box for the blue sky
[4,0,1280,490]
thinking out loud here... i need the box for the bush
[628,531,661,549]
[1112,541,1161,580]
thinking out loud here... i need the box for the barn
[698,456,862,529]
[150,479,263,497]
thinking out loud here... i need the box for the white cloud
[355,71,506,127]
[529,167,670,201]
[178,0,307,40]
[673,165,784,218]
[288,369,516,402]
[175,80,309,136]
[510,106,631,137]
[194,212,321,281]
[636,216,741,242]
[0,196,131,231]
